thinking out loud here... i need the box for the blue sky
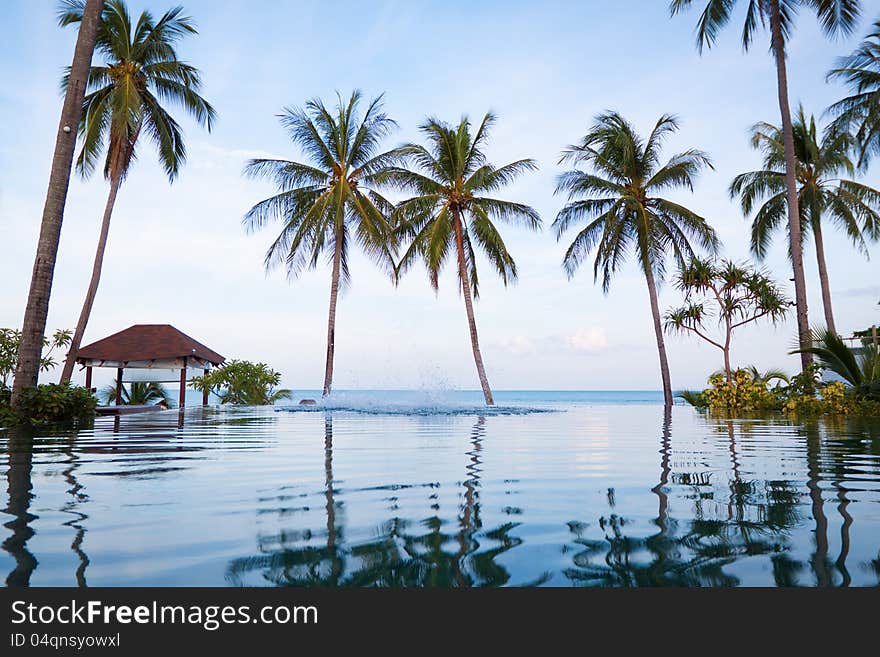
[1,0,879,392]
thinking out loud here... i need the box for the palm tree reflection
[226,415,519,586]
[3,428,38,586]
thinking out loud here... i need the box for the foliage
[730,108,880,261]
[59,0,215,182]
[242,90,398,284]
[99,379,173,406]
[552,112,718,291]
[189,360,292,406]
[1,382,96,427]
[669,0,861,55]
[792,328,880,399]
[0,328,73,387]
[827,18,880,167]
[664,257,789,379]
[384,112,541,295]
[679,365,880,416]
[745,365,790,386]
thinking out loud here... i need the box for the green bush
[190,360,292,406]
[1,383,96,427]
[680,367,880,417]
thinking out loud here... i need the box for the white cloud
[564,328,609,353]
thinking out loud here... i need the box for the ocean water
[2,390,879,587]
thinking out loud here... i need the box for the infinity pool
[2,396,879,586]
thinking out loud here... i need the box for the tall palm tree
[731,108,880,334]
[11,0,103,408]
[553,112,718,407]
[828,18,880,167]
[58,0,215,384]
[243,91,399,397]
[385,113,541,405]
[670,0,862,376]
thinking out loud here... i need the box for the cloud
[496,335,537,356]
[563,328,609,353]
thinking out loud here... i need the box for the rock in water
[299,399,317,406]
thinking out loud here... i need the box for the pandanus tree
[553,112,718,406]
[243,91,399,397]
[58,0,215,384]
[730,109,880,334]
[828,19,880,167]
[11,0,103,407]
[664,257,790,381]
[385,113,541,405]
[670,0,863,376]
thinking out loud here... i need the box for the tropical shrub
[189,360,292,406]
[0,328,72,387]
[680,365,880,417]
[793,328,880,400]
[1,382,96,426]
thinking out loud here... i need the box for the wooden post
[85,366,92,391]
[115,367,123,406]
[202,368,209,406]
[179,357,187,409]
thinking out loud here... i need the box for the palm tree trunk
[11,0,103,406]
[812,220,836,334]
[769,0,812,374]
[322,234,342,397]
[643,263,673,407]
[453,211,494,405]
[60,174,123,384]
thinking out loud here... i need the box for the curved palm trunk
[453,211,494,405]
[11,0,104,406]
[60,174,123,384]
[322,234,342,397]
[644,263,673,407]
[812,220,836,334]
[769,0,812,374]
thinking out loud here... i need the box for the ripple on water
[1,402,879,587]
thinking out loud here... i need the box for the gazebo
[76,324,225,408]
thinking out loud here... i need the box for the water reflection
[3,429,37,586]
[226,416,527,586]
[2,405,880,587]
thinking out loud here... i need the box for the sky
[1,0,879,393]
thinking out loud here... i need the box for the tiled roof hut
[76,324,225,407]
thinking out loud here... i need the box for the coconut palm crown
[57,0,215,384]
[553,111,719,406]
[242,91,400,397]
[730,108,880,333]
[828,18,880,167]
[385,113,541,405]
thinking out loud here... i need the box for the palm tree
[745,365,790,386]
[57,0,215,384]
[243,91,399,397]
[11,0,103,408]
[670,0,863,376]
[828,19,880,167]
[100,379,172,406]
[731,109,880,334]
[793,328,880,398]
[553,112,718,407]
[385,113,541,405]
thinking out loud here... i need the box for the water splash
[275,390,556,417]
